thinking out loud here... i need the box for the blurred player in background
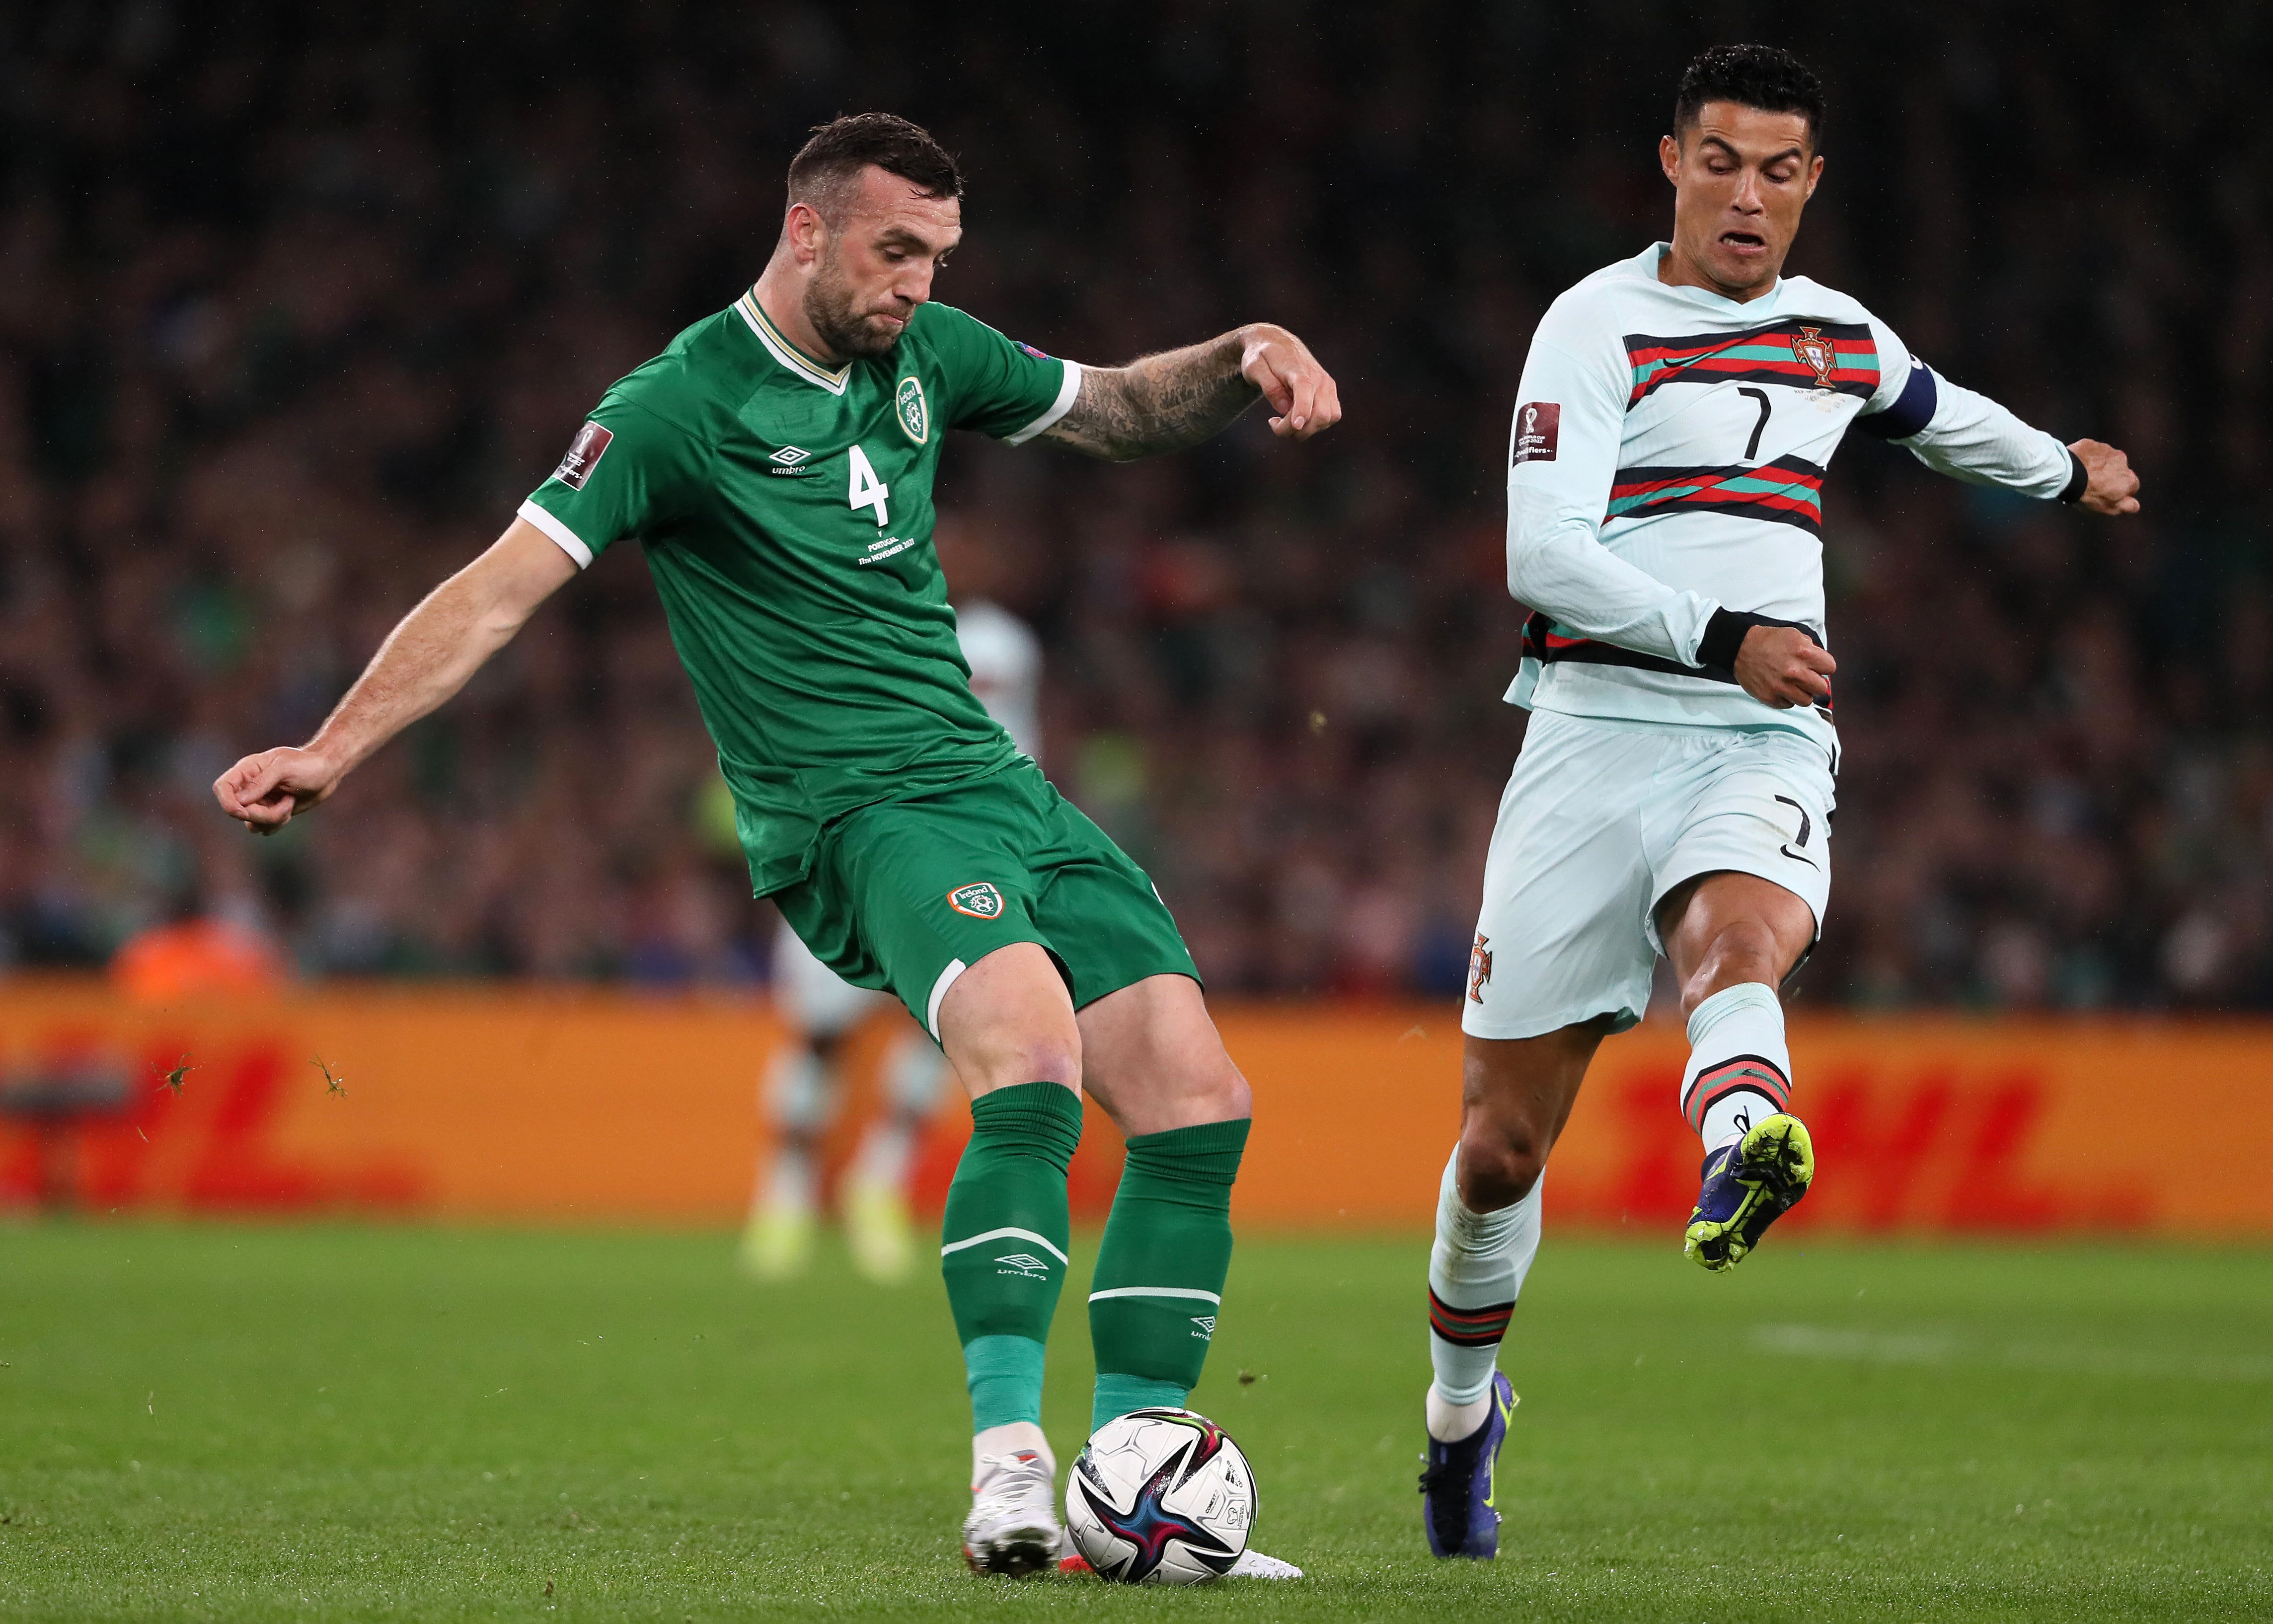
[744,519,1043,1285]
[1416,45,2140,1559]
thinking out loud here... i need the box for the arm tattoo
[1041,329,1258,460]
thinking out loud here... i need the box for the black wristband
[2058,448,2088,504]
[1695,608,1767,675]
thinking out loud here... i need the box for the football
[1063,1407,1256,1584]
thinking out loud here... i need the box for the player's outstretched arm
[213,518,578,834]
[1041,324,1340,461]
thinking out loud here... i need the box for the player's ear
[1659,131,1682,185]
[1804,151,1823,200]
[784,200,826,265]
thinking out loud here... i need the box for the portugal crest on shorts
[1467,933,1493,1004]
[948,882,1005,919]
[1790,325,1836,388]
[896,375,929,444]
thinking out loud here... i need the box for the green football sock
[940,1082,1084,1432]
[1088,1116,1250,1432]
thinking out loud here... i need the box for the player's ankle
[1426,1383,1493,1442]
[973,1422,1053,1479]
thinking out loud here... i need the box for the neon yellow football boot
[1684,1112,1815,1272]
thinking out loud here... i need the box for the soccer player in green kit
[211,114,1340,1578]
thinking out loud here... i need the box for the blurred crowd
[1,1,2267,1009]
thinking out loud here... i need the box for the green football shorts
[767,761,1200,1039]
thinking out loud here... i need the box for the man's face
[1659,102,1821,297]
[800,165,962,361]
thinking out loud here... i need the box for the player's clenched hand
[213,745,344,835]
[1239,324,1341,440]
[1735,626,1836,710]
[2069,439,2140,517]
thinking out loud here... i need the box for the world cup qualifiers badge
[553,421,612,490]
[1511,402,1560,464]
[896,376,929,444]
[1790,325,1836,388]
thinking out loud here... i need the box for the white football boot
[1055,1530,1304,1580]
[963,1447,1061,1577]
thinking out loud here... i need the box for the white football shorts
[1462,710,1835,1041]
[773,918,889,1037]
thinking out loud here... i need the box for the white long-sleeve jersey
[1505,242,2084,756]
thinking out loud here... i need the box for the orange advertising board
[0,981,2266,1234]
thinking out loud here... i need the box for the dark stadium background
[1,0,2265,1011]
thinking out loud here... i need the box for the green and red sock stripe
[1429,1288,1515,1348]
[1682,1054,1793,1136]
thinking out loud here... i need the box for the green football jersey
[519,291,1079,894]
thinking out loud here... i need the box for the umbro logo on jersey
[1512,402,1560,464]
[553,422,612,490]
[948,882,1006,920]
[1190,1316,1216,1340]
[767,445,816,476]
[994,1252,1051,1278]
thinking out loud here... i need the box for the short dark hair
[787,113,962,219]
[1673,45,1826,148]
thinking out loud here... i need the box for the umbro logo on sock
[994,1253,1052,1278]
[1190,1316,1216,1339]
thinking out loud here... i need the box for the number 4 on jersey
[847,443,891,526]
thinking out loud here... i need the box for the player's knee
[1457,1120,1545,1210]
[1195,1062,1252,1126]
[951,1015,1082,1094]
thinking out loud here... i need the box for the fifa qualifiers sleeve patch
[552,421,613,490]
[1015,341,1051,361]
[1512,402,1560,464]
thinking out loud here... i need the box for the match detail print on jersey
[1624,320,1879,406]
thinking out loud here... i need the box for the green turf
[1,1223,2268,1621]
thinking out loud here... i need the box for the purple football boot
[1417,1371,1516,1558]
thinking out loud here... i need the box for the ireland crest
[896,375,930,444]
[947,882,1005,919]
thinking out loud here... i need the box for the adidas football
[1063,1407,1255,1584]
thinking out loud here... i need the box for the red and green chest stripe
[1607,453,1827,535]
[1625,320,1878,407]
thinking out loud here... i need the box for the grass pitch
[1,1224,2268,1621]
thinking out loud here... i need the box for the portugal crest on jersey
[896,375,930,443]
[1790,325,1836,388]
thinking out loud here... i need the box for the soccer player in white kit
[1416,45,2142,1559]
[742,590,1045,1283]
